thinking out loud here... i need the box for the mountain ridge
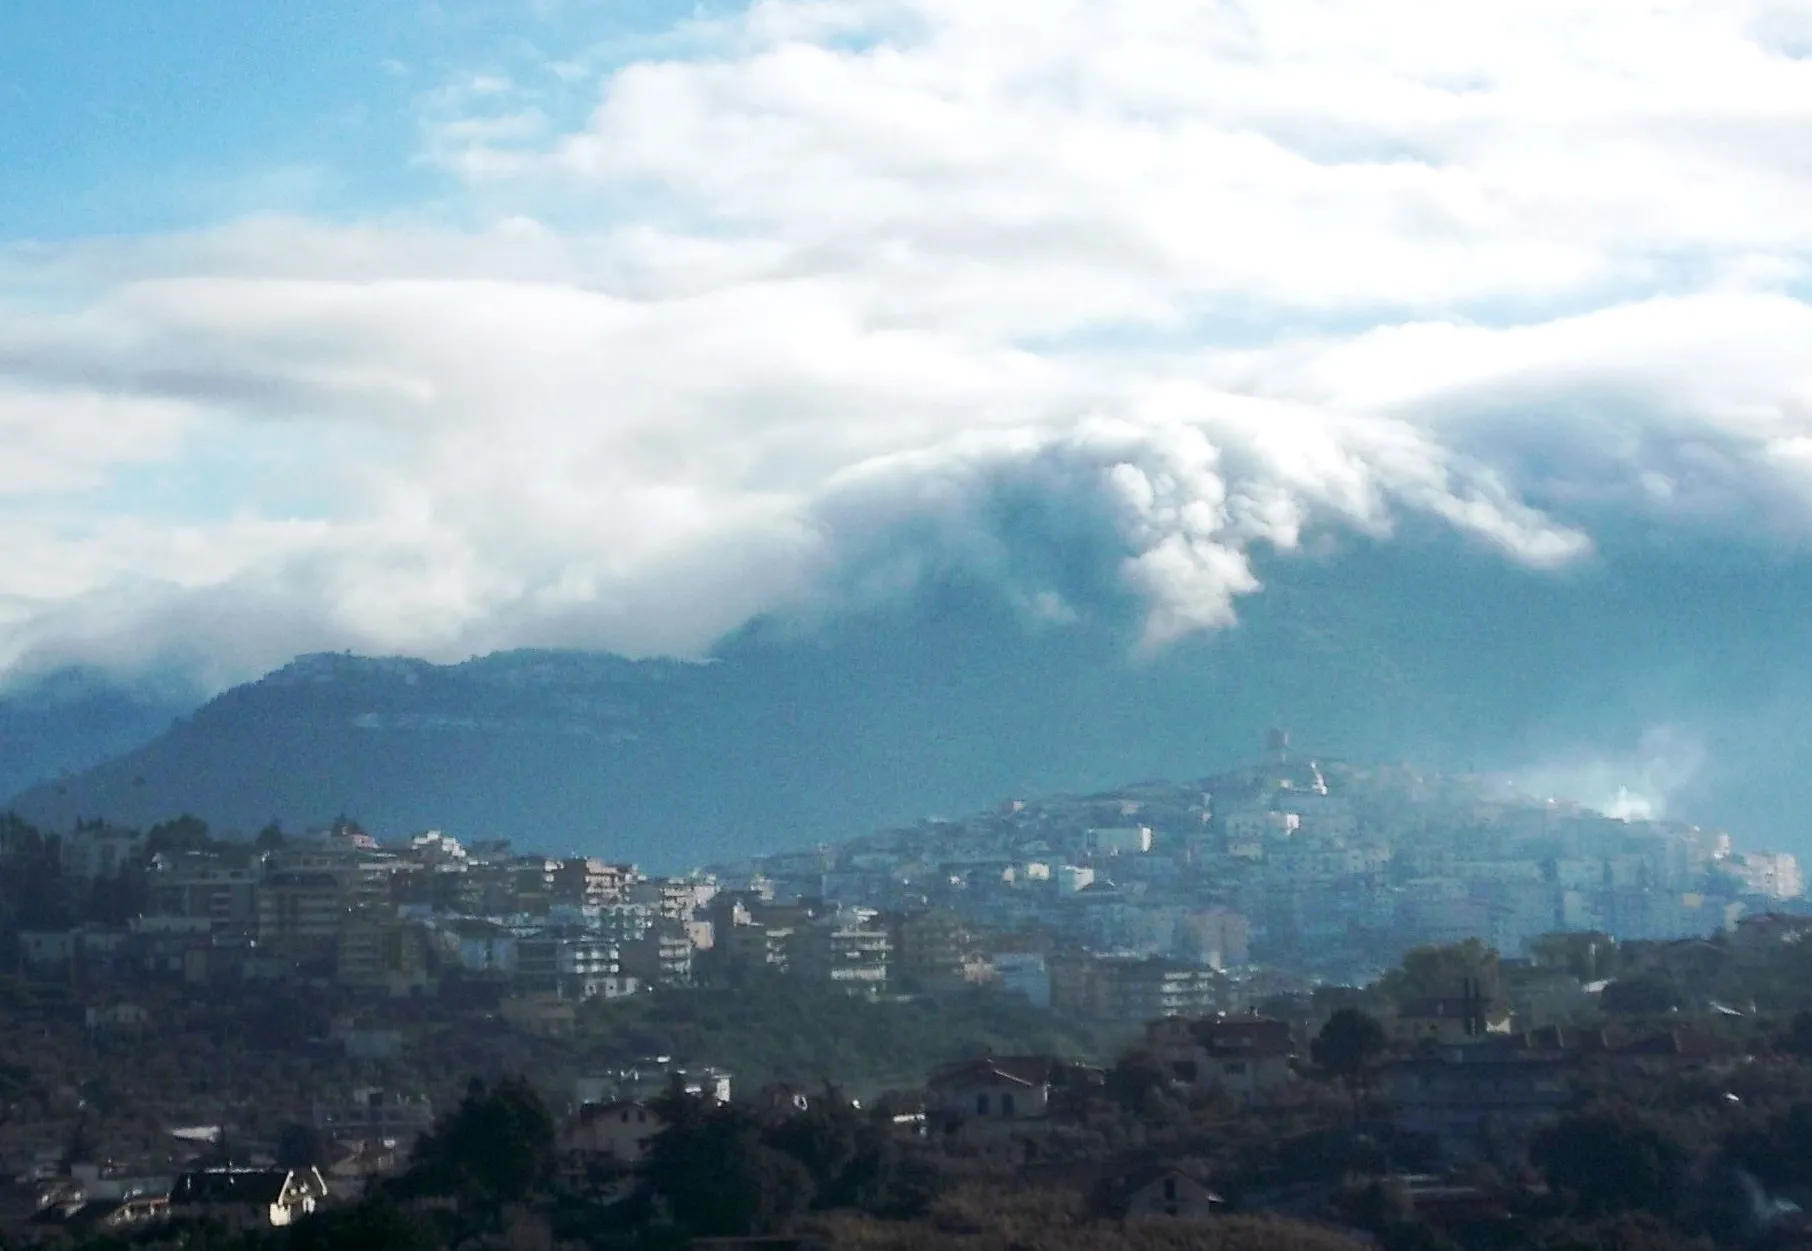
[12,528,1812,868]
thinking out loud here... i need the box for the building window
[976,1093,990,1116]
[1163,1177,1177,1201]
[1001,1093,1016,1117]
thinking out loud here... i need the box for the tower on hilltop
[1264,728,1290,766]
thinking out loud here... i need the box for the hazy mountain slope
[0,669,196,800]
[11,526,1812,868]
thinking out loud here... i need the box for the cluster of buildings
[17,1164,330,1242]
[23,825,738,1004]
[720,732,1805,1002]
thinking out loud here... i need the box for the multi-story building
[256,872,347,960]
[337,920,433,996]
[553,859,634,908]
[1097,957,1225,1022]
[1723,851,1803,901]
[148,859,258,934]
[1386,1051,1568,1165]
[420,864,478,914]
[619,925,694,987]
[627,876,716,922]
[514,930,561,994]
[790,912,890,993]
[510,858,560,916]
[61,827,146,881]
[452,921,518,975]
[558,935,620,978]
[710,918,792,973]
[598,902,655,946]
[311,1090,435,1143]
[884,909,971,989]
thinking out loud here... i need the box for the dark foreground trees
[1312,1007,1388,1110]
[1530,1107,1689,1221]
[404,1075,558,1208]
[641,1083,937,1239]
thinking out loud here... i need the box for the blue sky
[0,0,708,238]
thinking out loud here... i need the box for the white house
[927,1059,1052,1123]
[1122,1166,1225,1220]
[1089,826,1154,856]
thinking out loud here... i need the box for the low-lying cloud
[1507,725,1712,826]
[2,0,1812,689]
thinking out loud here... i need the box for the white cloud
[0,389,194,496]
[1,0,1811,686]
[1510,725,1711,823]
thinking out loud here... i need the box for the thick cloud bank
[2,0,1812,689]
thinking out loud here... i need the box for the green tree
[1105,1049,1170,1113]
[642,1092,816,1237]
[59,1117,97,1172]
[765,1094,859,1198]
[287,1196,441,1251]
[86,865,149,928]
[1385,939,1501,1003]
[1529,932,1617,982]
[1312,1007,1388,1110]
[409,1076,557,1207]
[1723,1101,1812,1192]
[1524,1211,1708,1251]
[0,814,71,935]
[1781,1010,1812,1057]
[1599,976,1678,1016]
[144,814,216,857]
[762,1088,929,1215]
[1531,1109,1689,1219]
[276,1122,330,1171]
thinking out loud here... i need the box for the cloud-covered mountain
[13,520,1812,869]
[3,0,1811,697]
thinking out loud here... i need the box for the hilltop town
[727,730,1803,1004]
